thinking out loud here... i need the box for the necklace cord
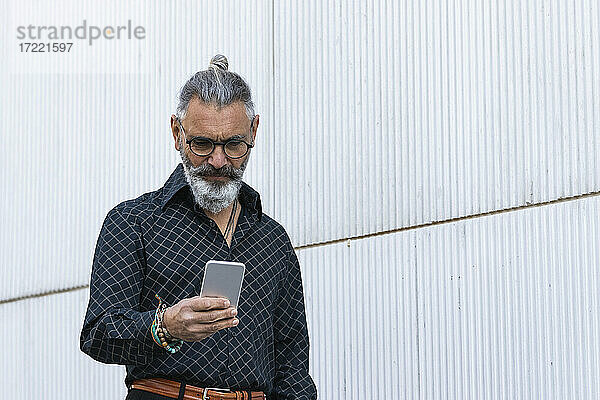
[223,199,237,241]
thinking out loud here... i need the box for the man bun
[209,54,229,72]
[176,54,255,121]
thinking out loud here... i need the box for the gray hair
[176,54,255,121]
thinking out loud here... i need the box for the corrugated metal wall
[1,289,127,399]
[274,0,600,246]
[299,196,600,399]
[1,0,599,399]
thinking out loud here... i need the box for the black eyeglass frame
[177,116,255,159]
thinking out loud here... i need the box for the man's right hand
[162,296,238,342]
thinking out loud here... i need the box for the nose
[207,144,229,169]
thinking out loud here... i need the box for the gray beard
[179,145,248,214]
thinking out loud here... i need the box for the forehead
[182,98,249,138]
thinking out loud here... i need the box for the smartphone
[199,260,246,308]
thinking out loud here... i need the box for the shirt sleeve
[270,242,318,400]
[80,207,164,366]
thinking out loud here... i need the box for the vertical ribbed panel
[298,195,600,399]
[0,0,273,300]
[299,228,419,399]
[0,289,127,399]
[417,196,600,399]
[273,0,600,246]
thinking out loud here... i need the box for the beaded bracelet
[150,294,184,353]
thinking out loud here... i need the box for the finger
[189,296,230,312]
[193,317,239,335]
[190,307,237,323]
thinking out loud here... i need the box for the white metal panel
[0,0,273,300]
[272,0,600,246]
[416,195,600,399]
[0,288,127,400]
[298,194,600,399]
[299,228,419,400]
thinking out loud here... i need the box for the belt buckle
[202,387,230,400]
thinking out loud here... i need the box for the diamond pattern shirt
[80,164,317,400]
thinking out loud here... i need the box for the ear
[251,115,259,144]
[171,115,181,151]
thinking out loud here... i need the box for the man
[80,55,317,400]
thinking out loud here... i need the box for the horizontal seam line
[0,284,89,305]
[2,191,598,305]
[295,191,600,250]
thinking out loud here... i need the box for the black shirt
[80,164,317,399]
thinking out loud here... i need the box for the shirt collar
[160,163,263,221]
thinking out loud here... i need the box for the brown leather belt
[130,378,266,400]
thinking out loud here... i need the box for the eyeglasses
[177,117,255,159]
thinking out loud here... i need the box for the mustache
[188,163,243,180]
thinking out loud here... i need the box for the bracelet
[150,294,183,353]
